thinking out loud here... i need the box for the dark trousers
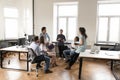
[33,55,45,69]
[58,45,65,58]
[68,52,79,67]
[33,55,50,71]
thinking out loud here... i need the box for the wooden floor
[0,54,119,80]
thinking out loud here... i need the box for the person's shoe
[45,70,53,74]
[63,58,66,61]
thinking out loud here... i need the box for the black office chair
[27,48,45,77]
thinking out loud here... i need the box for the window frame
[96,2,120,43]
[54,2,78,41]
[3,7,19,39]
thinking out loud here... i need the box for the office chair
[27,48,45,77]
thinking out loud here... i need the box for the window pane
[5,19,18,39]
[68,18,77,40]
[109,18,120,42]
[98,18,108,41]
[58,5,78,16]
[58,18,67,36]
[4,8,18,18]
[99,4,120,16]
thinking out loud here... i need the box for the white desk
[0,46,29,71]
[78,50,120,80]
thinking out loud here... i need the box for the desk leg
[111,60,119,80]
[19,52,21,60]
[79,58,83,80]
[111,60,113,71]
[0,51,2,68]
[27,52,29,71]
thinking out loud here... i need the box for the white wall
[0,0,4,40]
[34,0,97,44]
[34,0,77,41]
[0,0,97,43]
[78,0,97,45]
[0,0,32,40]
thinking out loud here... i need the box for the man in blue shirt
[30,36,52,73]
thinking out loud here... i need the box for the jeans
[58,45,65,58]
[34,55,50,71]
[63,50,75,60]
[44,56,50,71]
[68,52,79,67]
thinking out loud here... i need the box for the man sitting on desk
[30,36,52,73]
[57,29,66,59]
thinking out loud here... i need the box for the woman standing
[65,27,87,70]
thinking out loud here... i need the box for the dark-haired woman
[39,36,58,67]
[65,27,87,70]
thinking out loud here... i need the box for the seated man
[65,27,87,70]
[63,36,79,62]
[30,36,52,73]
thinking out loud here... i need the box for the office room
[0,0,120,80]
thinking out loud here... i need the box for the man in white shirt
[30,36,52,73]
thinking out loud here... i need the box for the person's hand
[58,38,61,41]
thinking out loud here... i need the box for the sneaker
[45,70,53,74]
[63,58,66,60]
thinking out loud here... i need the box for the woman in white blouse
[39,36,58,67]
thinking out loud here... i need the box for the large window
[97,3,120,43]
[0,0,33,40]
[53,2,78,41]
[4,8,19,39]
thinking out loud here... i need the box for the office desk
[0,46,29,71]
[79,50,120,80]
[94,43,115,46]
[94,43,116,50]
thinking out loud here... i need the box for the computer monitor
[18,38,26,46]
[28,35,34,42]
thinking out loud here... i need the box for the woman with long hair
[39,36,58,67]
[65,27,87,70]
